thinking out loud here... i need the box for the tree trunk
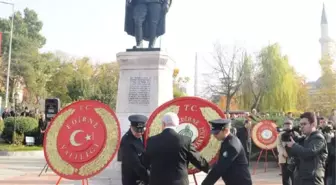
[251,92,262,111]
[10,78,17,108]
[225,96,232,113]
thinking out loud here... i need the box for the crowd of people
[1,106,38,119]
[118,112,252,185]
[1,106,48,145]
[2,103,335,185]
[118,109,335,185]
[277,110,336,185]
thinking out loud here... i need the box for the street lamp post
[0,0,15,108]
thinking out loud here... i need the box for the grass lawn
[0,144,43,152]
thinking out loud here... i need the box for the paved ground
[0,156,282,185]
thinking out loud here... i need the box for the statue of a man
[124,0,172,49]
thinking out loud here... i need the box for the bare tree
[204,42,248,112]
[245,59,267,111]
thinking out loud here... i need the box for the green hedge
[0,119,4,136]
[1,117,39,145]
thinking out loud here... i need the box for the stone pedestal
[115,51,175,134]
[85,51,175,185]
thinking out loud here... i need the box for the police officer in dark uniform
[118,114,149,185]
[202,119,252,185]
[236,119,252,165]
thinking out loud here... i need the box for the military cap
[128,114,148,132]
[209,119,231,134]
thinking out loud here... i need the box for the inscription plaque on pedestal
[128,77,151,105]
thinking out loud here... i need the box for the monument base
[115,50,175,133]
[126,48,161,52]
[82,158,121,185]
[77,51,175,185]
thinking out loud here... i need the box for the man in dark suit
[286,112,328,185]
[236,119,252,165]
[144,112,209,185]
[118,114,149,185]
[202,119,252,185]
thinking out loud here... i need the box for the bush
[0,119,4,136]
[12,132,25,145]
[1,117,39,145]
[232,118,245,128]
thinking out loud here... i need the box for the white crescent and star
[69,130,93,147]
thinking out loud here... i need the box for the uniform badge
[223,151,228,157]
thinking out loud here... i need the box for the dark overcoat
[144,128,209,185]
[124,0,172,41]
[290,131,328,185]
[201,134,252,185]
[118,129,149,185]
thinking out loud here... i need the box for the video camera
[322,124,334,134]
[276,127,300,142]
[278,126,305,143]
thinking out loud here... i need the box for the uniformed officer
[201,119,252,185]
[118,114,149,185]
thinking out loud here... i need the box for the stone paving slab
[188,168,281,185]
[0,156,282,185]
[0,151,44,157]
[0,169,282,185]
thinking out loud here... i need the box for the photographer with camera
[277,120,298,185]
[286,112,328,185]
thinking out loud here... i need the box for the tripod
[38,163,49,177]
[38,123,49,177]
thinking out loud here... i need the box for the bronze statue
[124,0,172,49]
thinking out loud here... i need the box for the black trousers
[133,3,161,45]
[281,163,293,185]
[40,133,45,146]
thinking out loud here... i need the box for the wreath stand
[38,163,49,177]
[39,128,49,177]
[252,146,278,175]
[192,173,198,185]
[55,177,89,185]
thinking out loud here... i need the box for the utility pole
[0,0,15,108]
